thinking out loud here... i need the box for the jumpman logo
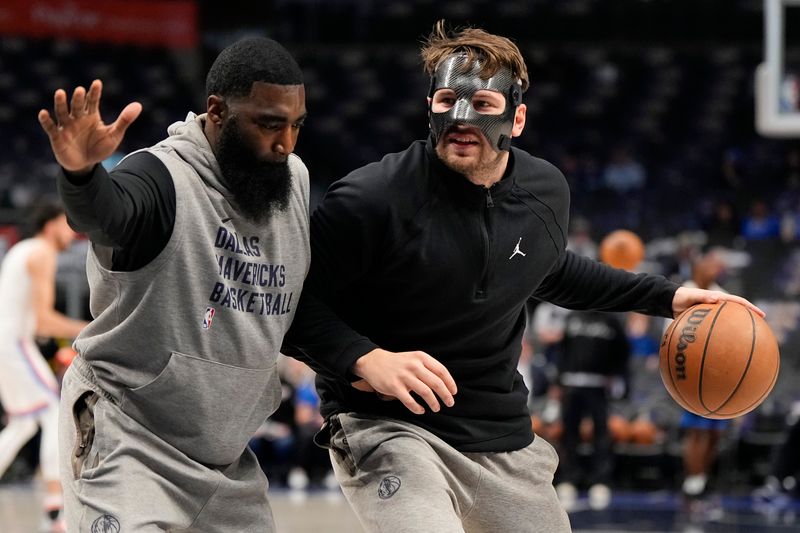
[509,237,526,259]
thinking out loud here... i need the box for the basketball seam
[716,319,779,418]
[698,302,727,414]
[666,310,693,411]
[708,306,756,416]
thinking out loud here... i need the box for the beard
[434,128,506,181]
[215,118,293,224]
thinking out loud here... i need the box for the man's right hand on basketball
[38,79,142,174]
[351,348,458,415]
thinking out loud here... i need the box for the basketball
[530,415,543,434]
[659,301,780,419]
[629,419,659,445]
[608,414,633,443]
[599,229,645,270]
[542,420,563,443]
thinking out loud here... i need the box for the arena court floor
[2,481,800,533]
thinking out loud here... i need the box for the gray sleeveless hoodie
[74,113,310,465]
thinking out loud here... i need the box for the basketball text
[674,308,712,380]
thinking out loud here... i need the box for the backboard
[756,0,800,137]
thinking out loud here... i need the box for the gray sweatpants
[324,412,571,533]
[59,360,275,532]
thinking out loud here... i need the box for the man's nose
[273,126,296,155]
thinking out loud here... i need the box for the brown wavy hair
[420,20,529,92]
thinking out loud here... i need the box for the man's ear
[207,95,227,125]
[511,103,527,138]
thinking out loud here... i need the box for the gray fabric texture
[60,359,276,532]
[73,112,310,465]
[327,412,572,533]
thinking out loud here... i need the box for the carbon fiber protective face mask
[428,53,522,152]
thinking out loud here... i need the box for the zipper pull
[75,440,86,457]
[486,188,494,208]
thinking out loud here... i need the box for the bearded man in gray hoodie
[37,37,343,532]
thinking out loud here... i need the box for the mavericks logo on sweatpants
[378,475,402,499]
[91,514,120,533]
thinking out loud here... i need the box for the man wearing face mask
[38,38,312,531]
[285,21,764,532]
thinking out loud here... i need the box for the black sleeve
[282,175,385,381]
[56,152,176,271]
[531,250,679,318]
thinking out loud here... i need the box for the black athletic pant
[773,419,800,482]
[560,386,613,486]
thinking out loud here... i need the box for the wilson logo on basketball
[674,308,712,380]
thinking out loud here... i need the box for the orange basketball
[599,229,645,270]
[659,301,780,419]
[531,415,543,434]
[608,414,632,443]
[542,421,563,443]
[629,419,659,445]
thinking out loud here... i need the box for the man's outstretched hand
[672,287,765,318]
[38,79,142,174]
[350,348,457,415]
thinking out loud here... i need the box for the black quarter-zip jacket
[284,139,678,453]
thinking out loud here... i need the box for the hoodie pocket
[121,351,280,465]
[70,390,99,480]
[325,414,357,476]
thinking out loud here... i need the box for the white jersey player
[0,203,88,531]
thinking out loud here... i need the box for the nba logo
[202,307,215,329]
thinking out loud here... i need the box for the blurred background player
[553,306,630,510]
[0,201,88,531]
[553,230,638,510]
[678,250,731,498]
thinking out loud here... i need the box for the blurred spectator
[626,313,660,361]
[285,359,334,490]
[740,199,781,241]
[668,232,702,283]
[250,366,298,486]
[531,301,570,365]
[780,197,800,242]
[523,300,568,406]
[602,146,646,194]
[624,312,668,414]
[250,357,332,491]
[567,217,598,259]
[704,199,741,250]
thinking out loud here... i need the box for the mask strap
[496,81,522,152]
[509,82,522,106]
